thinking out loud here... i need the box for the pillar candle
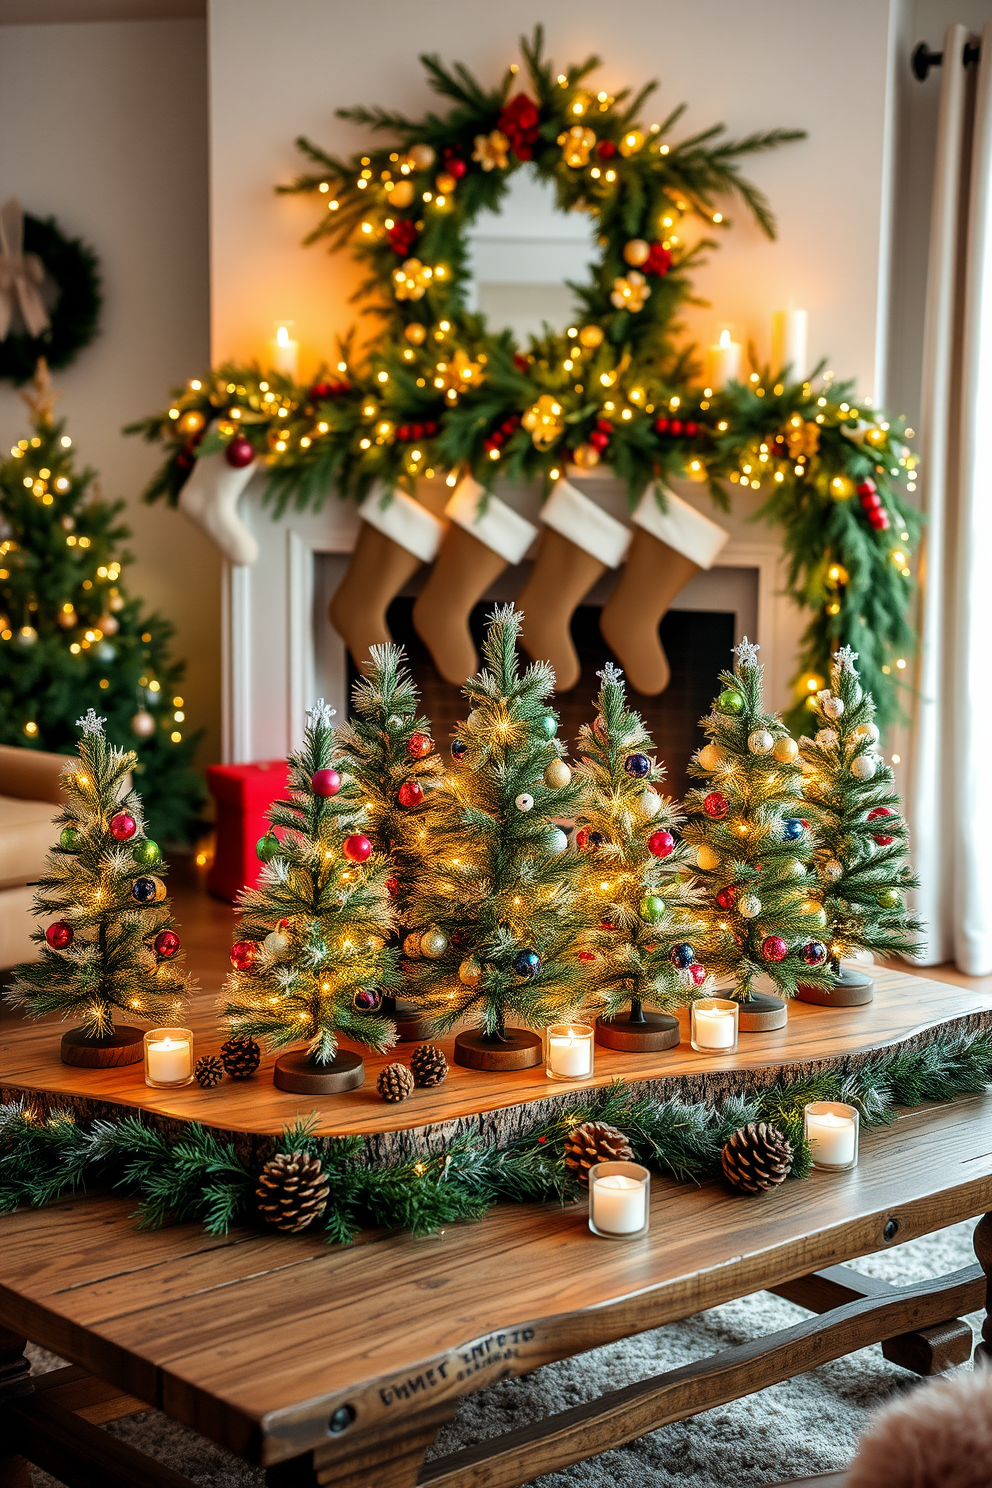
[588,1163,650,1238]
[144,1028,193,1086]
[771,307,808,380]
[705,329,742,390]
[691,998,739,1052]
[546,1024,594,1079]
[271,323,299,380]
[804,1102,859,1169]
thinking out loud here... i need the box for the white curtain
[910,22,992,973]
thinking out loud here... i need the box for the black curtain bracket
[912,39,981,81]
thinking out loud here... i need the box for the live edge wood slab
[2,967,991,1164]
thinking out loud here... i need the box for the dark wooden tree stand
[392,1000,435,1043]
[454,1028,543,1070]
[59,1026,144,1068]
[738,990,787,1032]
[273,1048,364,1093]
[795,966,874,1008]
[596,1010,680,1052]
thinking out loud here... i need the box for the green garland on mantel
[124,29,921,730]
[2,1030,990,1245]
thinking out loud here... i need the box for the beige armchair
[0,744,70,970]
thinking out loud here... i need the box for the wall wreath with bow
[128,29,919,730]
[0,199,101,384]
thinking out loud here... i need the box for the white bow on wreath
[0,197,50,341]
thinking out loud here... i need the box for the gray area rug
[27,1218,982,1488]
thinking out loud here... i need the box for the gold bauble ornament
[458,956,482,986]
[572,442,600,469]
[559,125,596,168]
[387,179,415,209]
[618,128,645,157]
[697,743,724,770]
[404,322,427,346]
[420,928,449,960]
[435,172,457,195]
[696,844,720,872]
[829,475,856,501]
[865,426,887,447]
[407,143,436,171]
[623,238,651,267]
[579,324,604,349]
[544,758,572,789]
[772,736,799,764]
[403,932,423,958]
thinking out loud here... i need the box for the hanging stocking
[178,448,259,566]
[517,477,631,690]
[329,486,444,667]
[412,475,537,683]
[599,485,729,695]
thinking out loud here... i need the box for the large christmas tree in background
[5,709,192,1065]
[682,638,832,1027]
[574,664,709,1051]
[798,646,923,1004]
[408,605,587,1069]
[0,363,203,844]
[222,699,399,1092]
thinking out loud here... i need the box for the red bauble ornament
[230,939,259,971]
[109,812,137,841]
[397,779,424,808]
[688,963,707,987]
[715,886,738,910]
[648,829,675,858]
[154,929,181,959]
[225,433,255,468]
[342,833,372,863]
[643,242,673,276]
[407,731,434,759]
[703,792,729,819]
[868,805,896,845]
[311,768,341,797]
[761,936,789,963]
[45,921,73,950]
[385,876,401,897]
[387,220,418,256]
[596,139,617,159]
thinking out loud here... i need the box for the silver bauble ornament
[547,827,569,855]
[131,710,156,739]
[264,929,291,956]
[739,894,762,918]
[815,728,839,748]
[637,788,662,819]
[515,792,534,812]
[853,721,880,744]
[748,729,773,755]
[821,695,845,720]
[420,928,449,959]
[851,753,877,780]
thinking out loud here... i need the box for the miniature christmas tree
[574,664,710,1051]
[407,605,587,1070]
[5,709,192,1066]
[682,639,832,1028]
[0,362,203,843]
[221,699,399,1093]
[328,644,444,1037]
[797,646,924,1004]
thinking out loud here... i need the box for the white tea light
[271,321,299,379]
[804,1101,859,1171]
[546,1022,594,1081]
[144,1026,194,1088]
[588,1161,650,1238]
[691,998,739,1053]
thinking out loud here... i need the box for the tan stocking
[412,525,510,684]
[517,528,607,691]
[599,528,700,695]
[329,520,423,667]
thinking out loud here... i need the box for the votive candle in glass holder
[588,1161,650,1239]
[690,997,739,1053]
[546,1022,594,1080]
[144,1027,194,1088]
[804,1101,859,1171]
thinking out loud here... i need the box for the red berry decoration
[407,731,433,759]
[762,936,789,963]
[867,806,896,845]
[688,963,707,987]
[385,876,400,897]
[342,833,372,863]
[225,433,254,468]
[648,829,675,858]
[703,792,729,820]
[578,950,596,963]
[397,779,424,808]
[230,939,260,972]
[109,812,137,841]
[154,929,181,959]
[311,768,341,797]
[715,885,738,910]
[45,921,73,950]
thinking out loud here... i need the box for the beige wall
[0,17,218,773]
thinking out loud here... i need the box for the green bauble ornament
[639,894,665,922]
[539,714,558,738]
[133,838,160,866]
[877,888,902,908]
[718,689,745,715]
[256,831,280,863]
[59,827,81,851]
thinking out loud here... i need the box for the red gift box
[206,759,290,903]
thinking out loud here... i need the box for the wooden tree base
[60,1026,144,1068]
[595,1011,680,1053]
[273,1048,365,1094]
[454,1028,543,1071]
[738,992,788,1032]
[796,966,875,1007]
[393,1000,435,1043]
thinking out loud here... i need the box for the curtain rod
[913,39,981,81]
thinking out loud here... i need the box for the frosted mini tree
[408,605,587,1070]
[6,709,191,1066]
[797,645,923,1005]
[574,664,710,1051]
[682,639,832,1029]
[222,699,399,1093]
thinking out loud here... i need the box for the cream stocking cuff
[632,484,729,569]
[357,485,445,564]
[445,476,538,564]
[540,478,631,568]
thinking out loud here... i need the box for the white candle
[590,1173,647,1235]
[770,307,808,380]
[805,1103,859,1169]
[146,1034,191,1085]
[547,1024,593,1079]
[705,328,742,390]
[691,998,739,1053]
[271,322,299,380]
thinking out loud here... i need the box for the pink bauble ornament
[342,833,372,863]
[311,768,341,797]
[226,433,255,468]
[762,936,788,962]
[648,829,675,858]
[110,812,137,841]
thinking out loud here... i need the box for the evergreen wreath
[0,214,101,384]
[128,29,921,729]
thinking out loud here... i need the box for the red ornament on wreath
[498,93,541,160]
[311,768,341,797]
[715,885,738,910]
[703,792,729,820]
[397,779,424,808]
[154,929,181,959]
[225,433,254,469]
[45,921,73,950]
[230,939,259,972]
[342,833,372,863]
[643,242,673,276]
[648,829,675,858]
[762,936,788,963]
[109,812,137,841]
[387,220,418,256]
[867,806,896,845]
[407,731,433,759]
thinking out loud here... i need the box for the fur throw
[845,1367,992,1488]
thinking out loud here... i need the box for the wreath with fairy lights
[129,28,920,729]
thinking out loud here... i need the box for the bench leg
[265,1400,458,1488]
[0,1327,32,1488]
[976,1212,992,1368]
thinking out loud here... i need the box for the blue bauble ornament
[451,739,468,759]
[130,876,158,904]
[802,940,828,967]
[624,752,651,778]
[539,715,557,738]
[782,818,804,841]
[547,827,569,856]
[513,949,541,978]
[670,941,695,969]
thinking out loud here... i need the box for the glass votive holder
[588,1161,650,1239]
[690,997,739,1054]
[144,1026,194,1088]
[546,1022,594,1081]
[804,1100,859,1171]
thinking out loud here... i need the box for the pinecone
[564,1120,635,1185]
[256,1151,330,1233]
[221,1035,261,1079]
[194,1054,224,1089]
[377,1062,415,1102]
[410,1043,448,1088]
[721,1122,794,1194]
